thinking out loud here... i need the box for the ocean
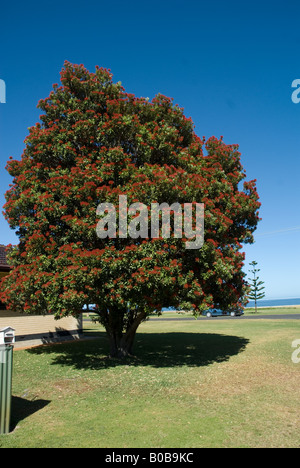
[161,297,300,312]
[245,298,300,308]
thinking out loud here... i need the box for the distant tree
[247,261,265,313]
[0,62,261,358]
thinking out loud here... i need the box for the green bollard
[0,327,15,435]
[0,345,13,434]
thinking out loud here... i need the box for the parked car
[202,308,244,318]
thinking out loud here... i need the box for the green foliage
[247,261,266,312]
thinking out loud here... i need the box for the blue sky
[0,0,299,299]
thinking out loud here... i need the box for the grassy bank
[245,307,300,314]
[1,317,299,448]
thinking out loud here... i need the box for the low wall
[0,310,83,348]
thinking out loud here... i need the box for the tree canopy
[0,62,261,356]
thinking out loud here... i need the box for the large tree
[0,62,260,357]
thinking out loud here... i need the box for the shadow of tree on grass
[28,331,249,371]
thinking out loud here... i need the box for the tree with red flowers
[0,62,260,357]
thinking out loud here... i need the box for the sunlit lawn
[1,317,299,448]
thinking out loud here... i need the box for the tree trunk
[108,331,136,358]
[106,311,146,358]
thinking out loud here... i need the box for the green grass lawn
[1,317,299,448]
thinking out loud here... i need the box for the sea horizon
[160,297,300,312]
[246,297,300,308]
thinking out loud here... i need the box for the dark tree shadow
[27,331,249,371]
[10,396,51,431]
